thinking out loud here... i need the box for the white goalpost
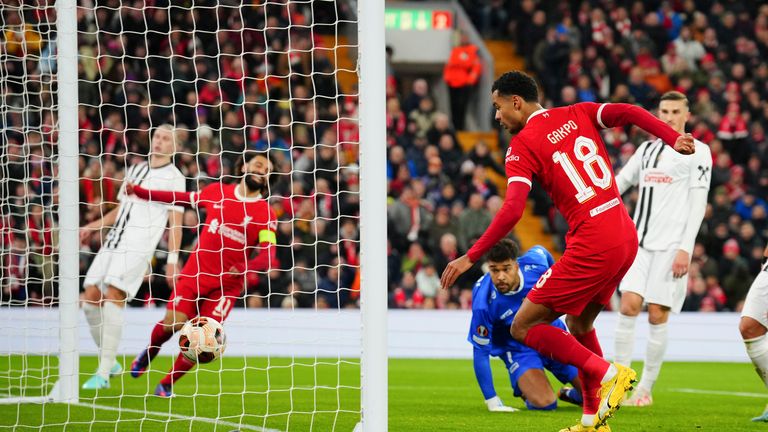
[358,0,388,430]
[0,0,387,430]
[0,0,79,407]
[54,0,81,406]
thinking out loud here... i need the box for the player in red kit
[440,72,694,432]
[126,151,279,397]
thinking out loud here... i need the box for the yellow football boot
[597,363,637,424]
[558,422,611,432]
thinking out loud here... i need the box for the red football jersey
[504,102,635,253]
[180,183,277,284]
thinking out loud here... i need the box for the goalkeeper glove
[485,396,518,412]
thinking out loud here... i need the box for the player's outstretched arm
[165,209,183,288]
[126,183,195,207]
[245,241,278,273]
[614,146,643,195]
[440,182,529,290]
[473,347,517,412]
[229,234,278,283]
[672,187,708,278]
[79,205,120,244]
[597,103,695,154]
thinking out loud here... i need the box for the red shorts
[167,276,242,322]
[527,237,638,316]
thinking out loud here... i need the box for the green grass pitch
[1,356,765,431]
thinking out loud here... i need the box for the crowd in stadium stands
[451,0,768,312]
[2,1,768,314]
[1,1,362,309]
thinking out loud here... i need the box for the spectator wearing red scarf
[718,103,749,165]
[385,98,406,147]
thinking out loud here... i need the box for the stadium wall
[0,309,746,362]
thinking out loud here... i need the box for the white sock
[581,413,596,427]
[614,313,637,367]
[97,302,124,379]
[83,303,102,348]
[638,322,668,392]
[745,334,768,389]
[600,364,618,384]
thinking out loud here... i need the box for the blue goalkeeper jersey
[468,245,561,357]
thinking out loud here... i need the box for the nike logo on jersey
[213,204,223,209]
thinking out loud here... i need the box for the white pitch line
[670,388,767,398]
[75,402,283,432]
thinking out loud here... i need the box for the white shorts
[742,268,768,328]
[83,246,151,300]
[618,247,687,313]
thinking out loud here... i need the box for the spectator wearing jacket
[443,32,482,130]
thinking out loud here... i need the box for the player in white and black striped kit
[612,91,712,406]
[79,124,186,390]
[739,246,768,421]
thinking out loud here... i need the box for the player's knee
[165,319,186,333]
[161,315,175,327]
[564,316,591,336]
[647,307,669,325]
[619,296,642,316]
[740,317,767,340]
[163,311,188,332]
[104,286,127,303]
[83,286,102,304]
[510,322,528,343]
[524,395,557,410]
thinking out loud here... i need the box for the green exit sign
[385,9,453,31]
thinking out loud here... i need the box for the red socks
[523,323,610,380]
[574,328,603,357]
[148,320,195,387]
[160,352,196,386]
[148,320,174,358]
[574,329,604,415]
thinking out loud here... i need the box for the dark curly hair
[486,238,520,263]
[491,71,539,102]
[233,150,282,191]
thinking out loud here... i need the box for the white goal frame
[358,0,388,430]
[0,0,80,406]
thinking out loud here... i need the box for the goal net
[0,0,386,430]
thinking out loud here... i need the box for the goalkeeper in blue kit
[469,239,583,411]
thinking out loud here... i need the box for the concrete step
[484,39,525,78]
